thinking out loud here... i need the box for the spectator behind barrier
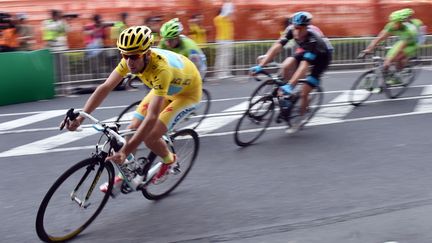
[16,13,34,51]
[0,12,18,52]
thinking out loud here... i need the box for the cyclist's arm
[80,70,123,120]
[188,52,201,68]
[258,42,283,67]
[122,95,165,155]
[365,29,391,52]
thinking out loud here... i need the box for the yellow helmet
[117,26,153,54]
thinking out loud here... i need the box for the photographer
[84,14,112,58]
[16,13,34,51]
[42,10,69,51]
[0,12,18,52]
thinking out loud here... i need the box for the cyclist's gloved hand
[250,65,263,75]
[280,84,293,95]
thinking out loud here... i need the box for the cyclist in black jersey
[251,11,332,133]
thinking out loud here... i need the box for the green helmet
[389,10,407,23]
[400,8,414,19]
[160,18,183,39]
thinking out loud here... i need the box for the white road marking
[414,86,432,112]
[1,107,430,157]
[193,101,249,134]
[2,83,432,157]
[0,117,118,158]
[0,110,65,131]
[309,91,355,125]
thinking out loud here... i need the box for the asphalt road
[1,68,432,243]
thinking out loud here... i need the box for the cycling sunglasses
[122,53,143,60]
[294,25,307,29]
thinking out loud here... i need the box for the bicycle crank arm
[136,162,163,190]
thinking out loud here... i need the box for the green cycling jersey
[158,35,207,78]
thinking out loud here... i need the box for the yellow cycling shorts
[134,89,202,131]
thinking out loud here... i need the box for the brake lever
[59,108,79,131]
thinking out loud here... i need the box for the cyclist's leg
[148,95,200,182]
[385,40,406,71]
[280,56,299,81]
[300,51,331,115]
[145,95,200,160]
[129,89,170,130]
[396,44,417,70]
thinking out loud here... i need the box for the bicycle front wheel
[249,79,277,104]
[36,158,114,242]
[349,70,379,106]
[142,129,199,200]
[116,100,140,128]
[234,95,275,147]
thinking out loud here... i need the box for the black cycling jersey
[279,26,332,54]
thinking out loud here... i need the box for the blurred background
[1,0,431,49]
[0,0,431,104]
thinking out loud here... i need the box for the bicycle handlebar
[252,69,273,82]
[60,108,126,151]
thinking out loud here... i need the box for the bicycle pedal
[171,165,181,175]
[120,182,134,194]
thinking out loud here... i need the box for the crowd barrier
[53,36,432,95]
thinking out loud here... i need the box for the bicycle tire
[36,158,114,242]
[234,95,275,147]
[291,84,323,127]
[116,100,140,128]
[142,129,199,200]
[249,79,278,105]
[349,70,379,106]
[383,60,419,99]
[190,88,211,130]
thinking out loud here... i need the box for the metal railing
[53,35,432,95]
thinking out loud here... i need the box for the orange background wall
[3,0,432,49]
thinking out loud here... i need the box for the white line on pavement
[414,86,432,112]
[0,110,65,131]
[12,108,432,156]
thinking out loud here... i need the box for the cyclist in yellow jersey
[66,26,202,190]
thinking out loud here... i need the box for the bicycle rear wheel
[180,88,211,130]
[234,95,275,147]
[36,158,114,242]
[349,70,379,106]
[116,100,140,128]
[383,62,419,99]
[142,129,199,200]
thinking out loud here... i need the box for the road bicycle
[116,88,211,131]
[36,108,198,242]
[349,50,421,106]
[234,70,323,147]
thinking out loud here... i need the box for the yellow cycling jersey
[115,48,202,98]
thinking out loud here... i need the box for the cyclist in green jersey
[159,18,208,79]
[363,10,418,74]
